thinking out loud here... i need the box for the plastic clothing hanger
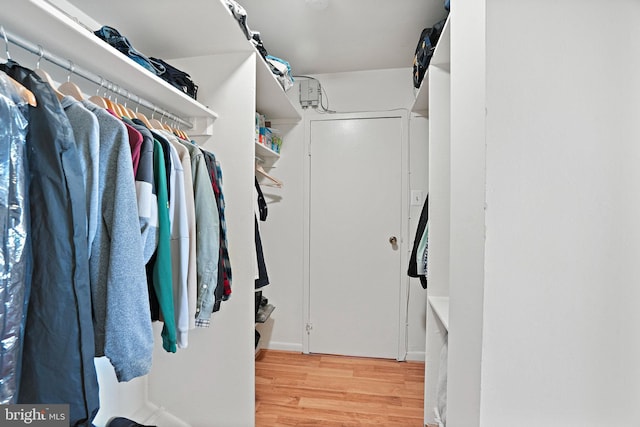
[255,163,283,188]
[33,45,64,101]
[58,62,84,101]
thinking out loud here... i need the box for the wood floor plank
[256,350,425,427]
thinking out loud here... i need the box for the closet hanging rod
[0,26,193,129]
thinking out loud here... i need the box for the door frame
[302,111,410,361]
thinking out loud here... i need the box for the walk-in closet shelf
[410,16,451,116]
[0,0,218,126]
[51,0,301,122]
[256,141,280,161]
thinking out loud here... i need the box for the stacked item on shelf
[223,0,294,92]
[265,55,294,92]
[411,6,449,89]
[93,26,198,100]
[255,112,283,154]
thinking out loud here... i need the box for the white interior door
[308,117,403,359]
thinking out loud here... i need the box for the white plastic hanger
[255,163,283,188]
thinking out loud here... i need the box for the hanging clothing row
[0,52,230,427]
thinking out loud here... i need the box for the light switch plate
[411,190,424,206]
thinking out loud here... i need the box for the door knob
[389,236,397,245]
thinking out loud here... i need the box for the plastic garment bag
[0,71,29,404]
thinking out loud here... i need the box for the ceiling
[60,0,449,76]
[233,0,449,75]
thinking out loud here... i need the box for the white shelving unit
[422,14,452,427]
[0,0,300,426]
[428,296,449,331]
[255,141,280,161]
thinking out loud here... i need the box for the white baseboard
[260,342,423,360]
[262,341,304,352]
[406,350,426,361]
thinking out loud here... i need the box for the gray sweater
[124,117,158,263]
[83,101,154,382]
[61,96,99,256]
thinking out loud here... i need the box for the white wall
[258,68,430,359]
[482,0,640,427]
[447,0,486,425]
[477,1,640,426]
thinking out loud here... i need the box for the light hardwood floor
[255,350,425,427]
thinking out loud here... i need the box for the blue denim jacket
[94,26,165,75]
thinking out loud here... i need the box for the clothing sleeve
[171,142,197,330]
[167,142,190,348]
[61,97,100,256]
[135,128,158,263]
[190,150,220,327]
[152,140,177,352]
[98,114,154,381]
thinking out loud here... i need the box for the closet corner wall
[1,0,300,426]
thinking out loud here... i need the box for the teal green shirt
[153,139,177,352]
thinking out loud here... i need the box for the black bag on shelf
[150,57,199,100]
[412,17,447,89]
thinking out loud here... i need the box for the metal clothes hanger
[58,62,84,101]
[33,45,64,101]
[123,91,137,120]
[106,83,127,118]
[89,77,109,109]
[149,108,166,131]
[132,98,153,129]
[160,111,172,132]
[101,82,117,112]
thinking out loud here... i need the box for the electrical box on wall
[299,79,320,109]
